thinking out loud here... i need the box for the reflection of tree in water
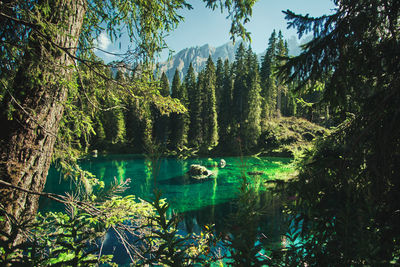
[97,165,106,181]
[179,190,286,249]
[143,159,154,195]
[112,160,126,184]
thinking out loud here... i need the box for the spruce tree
[125,98,153,153]
[232,43,248,125]
[242,48,262,150]
[218,59,234,150]
[185,63,199,147]
[215,58,225,114]
[153,72,170,145]
[280,1,400,264]
[169,69,188,150]
[202,56,219,149]
[275,30,288,117]
[260,30,277,120]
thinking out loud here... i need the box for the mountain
[157,41,244,82]
[157,36,311,82]
[286,35,313,56]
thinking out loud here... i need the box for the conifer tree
[153,72,170,145]
[185,63,200,147]
[275,30,288,117]
[232,43,248,125]
[125,98,153,153]
[201,56,219,149]
[215,58,225,113]
[218,59,234,149]
[170,70,188,150]
[242,48,262,150]
[260,30,277,121]
[279,1,400,264]
[231,44,262,151]
[192,70,205,147]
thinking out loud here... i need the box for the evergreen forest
[0,0,399,266]
[92,30,327,157]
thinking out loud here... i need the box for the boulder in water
[188,164,213,180]
[218,159,226,168]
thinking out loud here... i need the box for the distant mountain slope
[157,36,311,82]
[157,41,243,82]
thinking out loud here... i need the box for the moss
[259,117,330,159]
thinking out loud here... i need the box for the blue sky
[95,0,336,62]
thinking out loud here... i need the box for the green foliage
[224,165,270,266]
[201,56,219,150]
[259,117,329,158]
[276,0,400,265]
[217,59,235,150]
[153,72,171,145]
[186,63,201,147]
[170,69,189,150]
[0,178,219,265]
[139,190,217,266]
[230,45,262,152]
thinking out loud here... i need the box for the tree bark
[0,0,86,244]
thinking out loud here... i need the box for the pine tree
[215,58,225,114]
[125,98,153,153]
[169,69,188,150]
[153,72,170,145]
[231,44,262,152]
[243,48,262,150]
[280,1,400,264]
[202,56,219,149]
[260,30,277,121]
[232,43,248,125]
[275,30,288,117]
[218,59,234,149]
[185,63,201,147]
[102,70,127,146]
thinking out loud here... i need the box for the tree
[215,58,225,114]
[260,30,277,121]
[153,72,170,145]
[169,70,188,150]
[217,59,234,150]
[242,47,261,150]
[0,0,257,243]
[232,43,248,124]
[0,0,86,242]
[231,44,262,152]
[278,0,400,265]
[201,56,219,149]
[185,63,201,147]
[275,30,288,117]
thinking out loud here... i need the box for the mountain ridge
[157,37,309,82]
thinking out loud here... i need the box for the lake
[40,154,294,264]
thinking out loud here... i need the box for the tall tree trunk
[0,0,86,244]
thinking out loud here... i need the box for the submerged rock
[91,150,98,157]
[188,164,213,180]
[218,159,226,168]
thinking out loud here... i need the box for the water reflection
[40,155,293,252]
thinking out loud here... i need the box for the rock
[218,159,226,168]
[188,164,213,180]
[91,150,98,157]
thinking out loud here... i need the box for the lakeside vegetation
[0,0,399,266]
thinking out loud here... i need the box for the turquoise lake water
[40,154,294,264]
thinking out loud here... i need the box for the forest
[92,30,327,157]
[0,0,399,266]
